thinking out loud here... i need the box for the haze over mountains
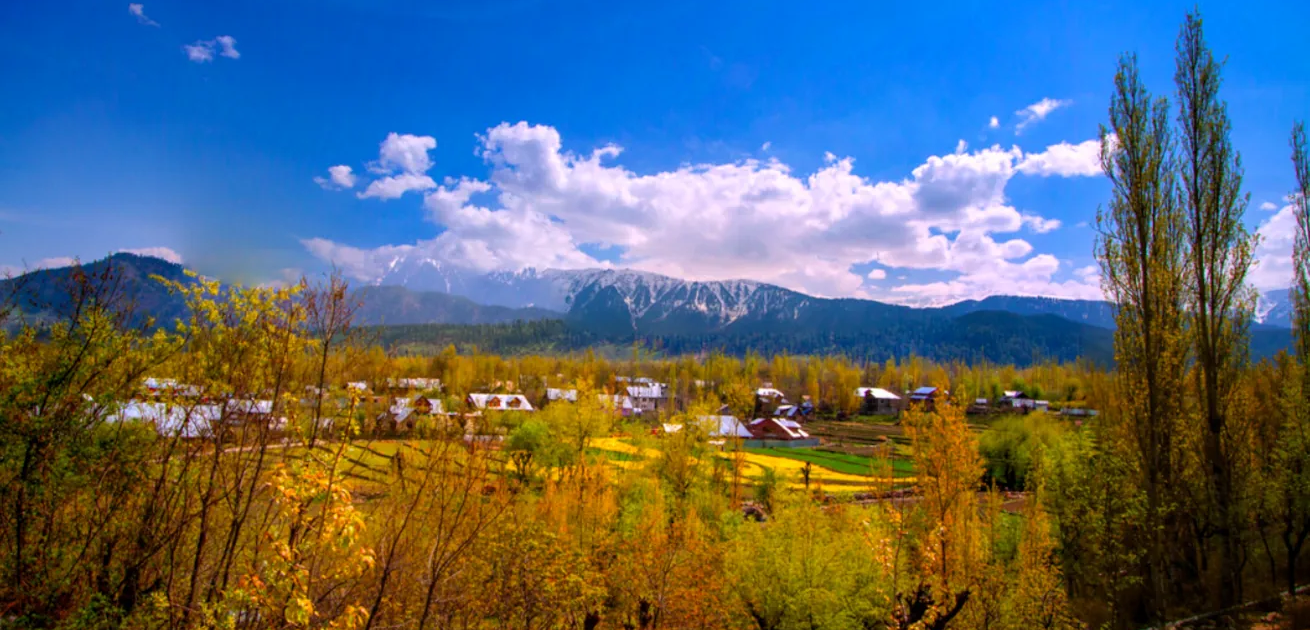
[1,254,1295,365]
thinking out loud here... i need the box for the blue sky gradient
[1,0,1306,303]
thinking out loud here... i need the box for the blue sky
[1,0,1306,303]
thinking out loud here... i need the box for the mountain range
[1,253,1295,366]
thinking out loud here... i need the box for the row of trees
[1068,10,1310,623]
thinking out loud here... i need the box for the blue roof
[912,386,938,395]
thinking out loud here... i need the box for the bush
[978,414,1067,490]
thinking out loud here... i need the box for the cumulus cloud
[1015,98,1071,133]
[1250,202,1298,290]
[184,36,239,63]
[1022,214,1062,233]
[118,247,183,264]
[128,3,159,26]
[350,133,440,200]
[306,124,1107,303]
[988,116,1000,129]
[867,269,887,280]
[1260,201,1279,211]
[1017,138,1106,176]
[359,173,437,201]
[215,35,239,59]
[314,165,357,190]
[761,141,771,152]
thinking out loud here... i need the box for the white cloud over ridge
[308,123,1110,304]
[118,247,183,264]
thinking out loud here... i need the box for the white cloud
[314,165,357,190]
[359,174,437,200]
[1260,201,1279,211]
[1015,98,1071,133]
[867,268,887,280]
[1250,202,1298,289]
[988,116,1000,129]
[954,139,968,154]
[1,256,78,276]
[1016,138,1105,176]
[215,35,239,59]
[1022,214,1062,233]
[761,141,771,152]
[306,122,1107,303]
[374,133,436,175]
[343,133,440,200]
[183,36,239,63]
[118,247,183,264]
[128,3,159,26]
[183,42,214,62]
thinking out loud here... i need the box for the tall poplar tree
[1280,122,1310,598]
[1096,53,1189,622]
[1175,11,1257,607]
[1293,122,1310,403]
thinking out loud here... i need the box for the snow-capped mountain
[1255,288,1293,328]
[376,258,829,334]
[371,254,1297,335]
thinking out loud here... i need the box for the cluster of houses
[656,385,820,448]
[116,372,1095,443]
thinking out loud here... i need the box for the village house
[755,385,789,416]
[697,415,755,440]
[774,401,815,420]
[909,386,946,411]
[108,400,223,439]
[143,377,203,399]
[626,381,671,415]
[466,393,535,412]
[545,388,579,404]
[598,394,637,416]
[749,417,811,441]
[1000,390,1036,409]
[385,377,442,395]
[855,387,901,416]
[379,395,449,434]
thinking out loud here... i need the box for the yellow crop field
[587,437,914,488]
